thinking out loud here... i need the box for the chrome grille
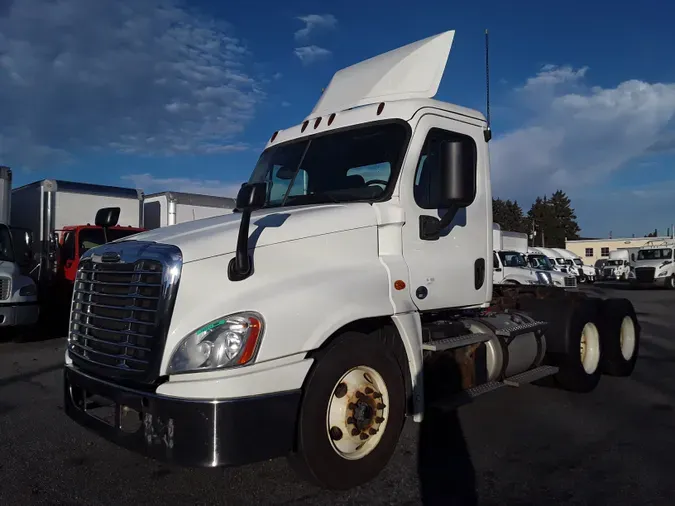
[0,277,10,300]
[67,241,182,383]
[564,276,577,288]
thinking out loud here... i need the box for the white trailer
[0,166,40,330]
[144,191,236,229]
[63,30,641,490]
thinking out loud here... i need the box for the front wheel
[666,275,675,290]
[288,331,406,490]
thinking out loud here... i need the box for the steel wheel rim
[619,315,636,361]
[326,366,389,461]
[580,322,600,374]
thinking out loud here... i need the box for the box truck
[143,191,235,229]
[63,31,641,490]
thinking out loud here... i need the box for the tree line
[492,190,581,248]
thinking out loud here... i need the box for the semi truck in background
[528,246,568,274]
[496,226,577,288]
[551,248,596,283]
[631,240,675,289]
[11,179,146,328]
[492,225,552,286]
[0,166,40,331]
[63,31,641,490]
[143,191,236,230]
[601,249,631,281]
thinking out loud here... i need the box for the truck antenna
[484,29,492,142]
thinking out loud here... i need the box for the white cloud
[294,46,332,65]
[281,101,291,107]
[0,0,266,170]
[294,14,337,41]
[122,173,243,198]
[491,65,675,199]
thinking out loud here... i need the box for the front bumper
[64,365,302,467]
[0,302,39,327]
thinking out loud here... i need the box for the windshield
[564,259,574,266]
[637,248,673,261]
[607,260,623,266]
[528,254,553,270]
[573,258,583,266]
[0,225,14,262]
[79,228,144,256]
[556,258,566,265]
[498,251,527,268]
[248,123,408,208]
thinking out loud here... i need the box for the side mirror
[419,139,476,241]
[95,207,120,228]
[439,139,476,208]
[236,182,266,211]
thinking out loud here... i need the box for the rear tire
[598,298,640,376]
[553,300,602,393]
[288,331,406,490]
[667,275,675,290]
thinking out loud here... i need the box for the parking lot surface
[1,283,674,505]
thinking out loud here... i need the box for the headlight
[167,312,264,375]
[19,284,37,297]
[658,271,668,277]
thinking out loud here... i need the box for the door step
[430,365,560,411]
[494,320,548,340]
[502,365,559,386]
[421,332,492,352]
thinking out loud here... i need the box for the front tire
[288,331,406,490]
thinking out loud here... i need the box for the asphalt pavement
[1,283,674,505]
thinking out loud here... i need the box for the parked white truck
[492,225,552,286]
[144,191,236,230]
[600,249,631,281]
[551,248,596,283]
[528,246,569,274]
[495,226,576,289]
[0,166,40,331]
[631,240,675,289]
[63,31,641,490]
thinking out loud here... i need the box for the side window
[585,248,593,257]
[601,247,610,257]
[62,232,76,261]
[414,128,477,209]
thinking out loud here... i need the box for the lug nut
[334,383,348,399]
[377,403,386,410]
[365,387,374,394]
[355,391,365,399]
[372,392,382,399]
[360,433,369,440]
[375,416,385,423]
[369,428,378,435]
[351,428,360,436]
[329,426,343,441]
[347,416,356,425]
[348,402,356,409]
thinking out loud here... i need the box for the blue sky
[1,0,675,237]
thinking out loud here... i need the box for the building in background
[566,236,674,265]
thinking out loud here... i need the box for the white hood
[124,203,378,263]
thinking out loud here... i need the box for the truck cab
[524,251,577,289]
[0,223,39,328]
[632,242,675,288]
[602,249,631,281]
[62,30,640,491]
[57,224,146,283]
[492,250,552,286]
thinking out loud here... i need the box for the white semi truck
[631,240,675,289]
[601,249,631,281]
[528,246,569,274]
[144,191,236,230]
[0,166,40,331]
[495,225,576,289]
[551,248,596,283]
[63,31,641,490]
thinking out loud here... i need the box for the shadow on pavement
[417,352,478,506]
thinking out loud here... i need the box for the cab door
[400,113,491,311]
[60,231,78,282]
